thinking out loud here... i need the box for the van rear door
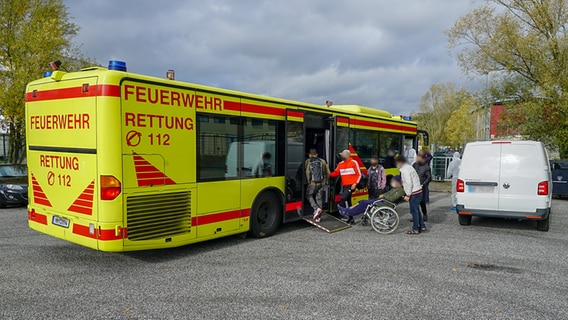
[498,142,548,212]
[459,143,500,211]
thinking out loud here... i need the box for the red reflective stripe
[459,211,472,215]
[28,209,48,225]
[136,172,167,179]
[351,118,417,133]
[287,110,304,119]
[525,215,542,219]
[285,201,302,212]
[68,205,92,215]
[68,181,94,215]
[224,101,286,116]
[337,117,349,124]
[72,224,95,239]
[72,224,127,241]
[194,209,245,225]
[98,228,126,240]
[71,209,250,241]
[138,178,176,186]
[25,84,121,102]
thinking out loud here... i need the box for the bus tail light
[537,181,549,195]
[457,179,465,193]
[100,175,121,200]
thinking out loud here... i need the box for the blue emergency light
[108,60,127,72]
[403,116,411,121]
[43,71,52,77]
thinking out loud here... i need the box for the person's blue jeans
[410,193,426,231]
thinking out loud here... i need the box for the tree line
[416,0,568,157]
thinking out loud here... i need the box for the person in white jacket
[396,155,426,234]
[446,152,461,210]
[405,142,417,165]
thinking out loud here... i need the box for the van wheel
[458,214,472,226]
[537,216,549,232]
[249,192,282,238]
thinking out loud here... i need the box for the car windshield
[0,165,28,177]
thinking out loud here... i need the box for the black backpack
[309,158,324,183]
[357,173,368,190]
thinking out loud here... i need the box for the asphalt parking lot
[1,192,567,320]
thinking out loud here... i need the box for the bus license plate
[52,216,70,228]
[468,185,495,193]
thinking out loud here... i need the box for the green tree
[0,0,91,163]
[444,97,477,149]
[446,0,568,156]
[414,82,472,148]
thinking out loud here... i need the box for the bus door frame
[329,116,351,212]
[283,109,306,222]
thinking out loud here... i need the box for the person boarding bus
[305,148,330,223]
[330,150,362,224]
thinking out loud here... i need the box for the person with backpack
[305,148,330,222]
[367,155,386,199]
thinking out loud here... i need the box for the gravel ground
[1,192,567,320]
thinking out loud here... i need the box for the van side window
[197,114,239,181]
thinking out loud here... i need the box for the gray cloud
[65,0,476,114]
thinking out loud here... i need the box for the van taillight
[100,175,121,200]
[537,181,549,195]
[457,179,465,192]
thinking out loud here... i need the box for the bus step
[303,214,351,233]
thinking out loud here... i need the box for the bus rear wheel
[249,192,282,238]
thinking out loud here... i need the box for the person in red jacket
[330,149,362,223]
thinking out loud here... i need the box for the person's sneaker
[313,208,322,222]
[337,205,348,218]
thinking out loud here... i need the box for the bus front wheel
[249,192,282,238]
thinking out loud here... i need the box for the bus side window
[197,114,239,181]
[243,118,284,178]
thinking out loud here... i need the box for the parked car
[0,164,28,208]
[550,160,568,198]
[456,141,551,231]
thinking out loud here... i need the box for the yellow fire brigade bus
[25,60,424,251]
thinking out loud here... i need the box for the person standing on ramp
[305,148,330,223]
[330,149,362,223]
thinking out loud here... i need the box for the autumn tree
[446,0,568,156]
[444,97,477,149]
[0,0,92,163]
[414,82,475,148]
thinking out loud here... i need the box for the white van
[456,140,552,231]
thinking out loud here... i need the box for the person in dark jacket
[367,155,386,199]
[412,153,432,221]
[420,150,433,203]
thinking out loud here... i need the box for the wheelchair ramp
[303,213,351,233]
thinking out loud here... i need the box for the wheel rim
[257,201,275,229]
[371,208,399,234]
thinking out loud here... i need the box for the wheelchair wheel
[370,206,399,234]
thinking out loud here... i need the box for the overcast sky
[65,0,477,115]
